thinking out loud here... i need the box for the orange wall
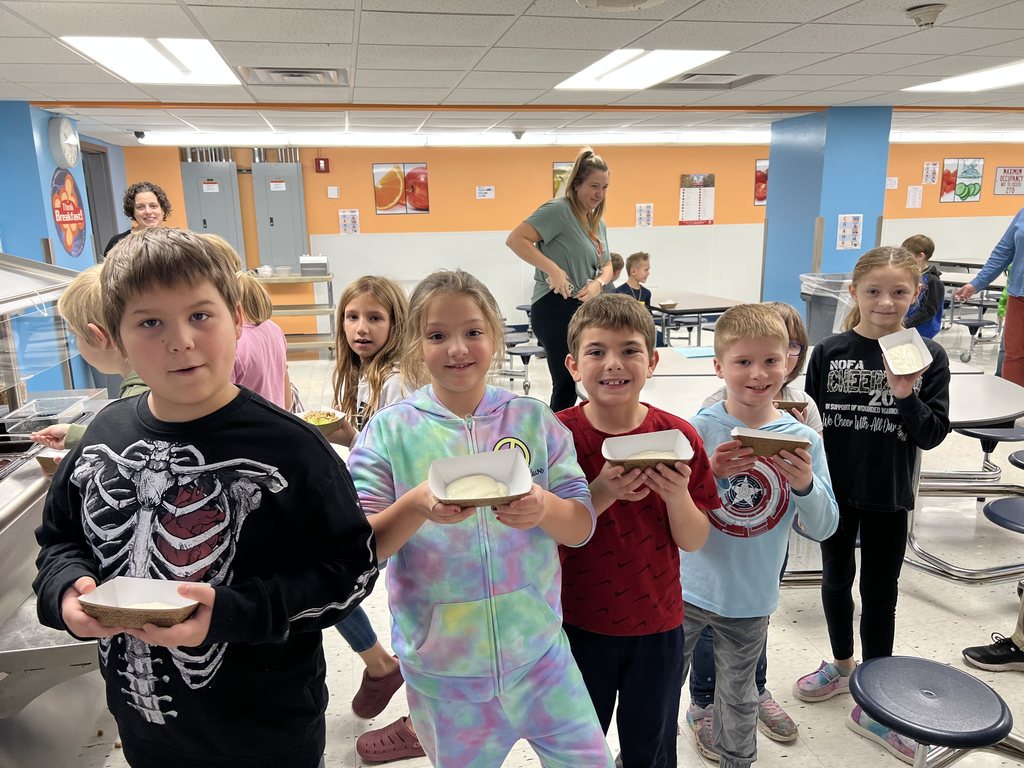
[884,143,1024,219]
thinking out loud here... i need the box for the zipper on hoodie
[463,414,504,694]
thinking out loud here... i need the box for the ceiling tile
[494,117,572,128]
[608,90,723,105]
[677,0,853,22]
[216,42,352,69]
[689,90,809,106]
[496,16,659,50]
[187,0,354,7]
[475,48,605,74]
[354,69,462,89]
[348,109,433,118]
[690,51,837,75]
[0,82,49,99]
[28,82,152,99]
[766,91,886,106]
[459,71,565,90]
[0,38,90,64]
[352,87,452,103]
[359,11,513,46]
[746,23,910,53]
[533,89,653,105]
[858,26,1024,55]
[630,20,797,50]
[964,38,1024,57]
[0,63,122,84]
[99,115,193,127]
[791,53,941,76]
[946,1,1024,29]
[3,2,202,37]
[364,0,530,11]
[445,88,548,103]
[139,85,256,102]
[816,0,1014,25]
[193,7,353,43]
[890,55,1024,77]
[356,44,484,71]
[758,74,866,90]
[525,0,693,20]
[831,74,938,91]
[245,85,349,102]
[0,6,48,37]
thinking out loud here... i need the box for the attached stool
[953,317,997,363]
[850,656,1023,768]
[500,341,546,395]
[949,426,1024,484]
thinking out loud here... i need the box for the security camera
[905,3,946,29]
[513,130,525,140]
[133,130,146,140]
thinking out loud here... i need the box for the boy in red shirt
[558,293,716,767]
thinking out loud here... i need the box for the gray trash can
[800,273,854,344]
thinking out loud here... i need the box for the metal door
[252,163,307,268]
[180,162,246,259]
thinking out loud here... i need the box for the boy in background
[683,304,838,768]
[902,234,944,339]
[30,265,149,451]
[559,293,716,767]
[602,252,624,294]
[34,228,378,768]
[614,252,652,309]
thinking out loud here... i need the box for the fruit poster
[940,158,983,203]
[50,168,86,257]
[679,173,715,225]
[552,162,573,198]
[373,163,429,214]
[753,160,768,206]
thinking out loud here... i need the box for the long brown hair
[332,276,409,424]
[765,301,810,384]
[563,147,609,241]
[842,246,920,331]
[402,270,505,390]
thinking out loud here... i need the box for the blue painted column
[762,107,893,311]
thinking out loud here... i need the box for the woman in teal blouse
[506,148,613,411]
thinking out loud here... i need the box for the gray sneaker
[685,703,719,762]
[757,689,799,742]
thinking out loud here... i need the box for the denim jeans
[335,605,377,653]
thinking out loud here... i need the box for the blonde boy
[30,266,148,450]
[559,293,716,768]
[34,228,377,768]
[613,251,652,308]
[682,304,838,768]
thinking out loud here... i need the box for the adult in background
[954,207,1024,384]
[103,181,172,256]
[507,148,612,411]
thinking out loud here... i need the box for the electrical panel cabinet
[179,162,246,259]
[252,163,308,268]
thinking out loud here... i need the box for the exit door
[252,163,308,268]
[180,162,246,259]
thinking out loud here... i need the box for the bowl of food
[428,450,532,508]
[602,428,693,471]
[300,408,346,437]
[730,427,811,458]
[658,300,678,310]
[78,576,199,629]
[878,328,932,376]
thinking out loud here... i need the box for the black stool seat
[954,318,997,331]
[504,332,530,346]
[850,656,1013,749]
[983,498,1024,534]
[956,427,1024,443]
[510,345,545,363]
[1010,450,1024,471]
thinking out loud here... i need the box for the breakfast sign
[50,168,86,257]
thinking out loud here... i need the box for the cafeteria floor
[89,323,1024,768]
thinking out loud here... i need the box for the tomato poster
[373,163,429,215]
[753,159,768,206]
[552,162,573,198]
[50,168,86,257]
[940,158,983,203]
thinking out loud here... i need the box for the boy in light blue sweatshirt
[682,304,839,768]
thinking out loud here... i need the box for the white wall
[311,222,766,322]
[881,215,1014,263]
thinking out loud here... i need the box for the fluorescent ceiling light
[61,37,238,85]
[556,49,729,90]
[903,59,1024,92]
[890,130,1024,143]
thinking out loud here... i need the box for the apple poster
[754,160,768,206]
[373,162,429,214]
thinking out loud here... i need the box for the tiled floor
[77,323,1024,766]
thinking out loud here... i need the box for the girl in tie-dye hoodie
[347,270,614,767]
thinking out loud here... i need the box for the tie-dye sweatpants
[405,635,614,767]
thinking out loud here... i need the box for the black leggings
[820,504,909,661]
[531,291,582,412]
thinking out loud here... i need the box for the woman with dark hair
[103,181,173,256]
[507,148,612,411]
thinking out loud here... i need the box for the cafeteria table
[651,291,742,346]
[932,254,990,269]
[910,374,1024,585]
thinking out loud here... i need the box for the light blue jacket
[683,402,838,618]
[970,209,1024,297]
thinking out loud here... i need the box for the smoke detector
[576,0,666,10]
[905,3,946,29]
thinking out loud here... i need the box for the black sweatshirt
[805,330,950,513]
[904,264,945,333]
[34,390,377,768]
